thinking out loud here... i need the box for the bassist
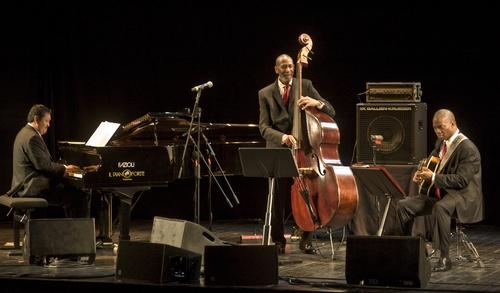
[258,54,335,254]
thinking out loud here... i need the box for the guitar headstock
[297,33,313,67]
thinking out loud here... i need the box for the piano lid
[112,111,192,142]
[119,111,192,134]
[110,112,263,146]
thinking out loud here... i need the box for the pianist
[9,104,90,218]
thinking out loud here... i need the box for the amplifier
[366,82,422,103]
[116,240,201,284]
[25,218,96,265]
[356,103,427,164]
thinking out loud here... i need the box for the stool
[454,220,484,268]
[0,194,48,252]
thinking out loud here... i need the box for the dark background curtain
[1,2,498,224]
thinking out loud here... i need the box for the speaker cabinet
[356,103,427,164]
[116,240,201,284]
[25,218,96,264]
[150,217,225,263]
[204,245,278,286]
[346,235,430,288]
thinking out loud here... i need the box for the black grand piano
[58,112,264,243]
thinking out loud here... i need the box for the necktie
[434,142,447,200]
[282,84,290,105]
[441,141,447,158]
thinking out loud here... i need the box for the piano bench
[0,195,48,253]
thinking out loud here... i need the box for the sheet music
[85,121,121,147]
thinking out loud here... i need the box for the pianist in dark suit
[9,104,90,218]
[258,54,336,254]
[397,109,483,272]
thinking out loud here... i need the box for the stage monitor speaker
[346,235,430,288]
[356,103,427,164]
[204,245,278,286]
[25,218,96,264]
[150,217,226,263]
[116,240,201,284]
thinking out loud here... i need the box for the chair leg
[8,210,24,256]
[455,223,465,261]
[327,226,347,261]
[456,224,485,268]
[12,210,21,249]
[327,228,335,260]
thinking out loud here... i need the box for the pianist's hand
[83,165,100,173]
[64,164,81,175]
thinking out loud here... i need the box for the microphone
[191,81,213,92]
[370,135,384,144]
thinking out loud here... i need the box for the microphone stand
[201,132,240,205]
[177,88,238,225]
[206,148,213,230]
[194,107,202,224]
[178,89,202,223]
[201,131,240,229]
[186,133,234,210]
[371,144,378,166]
[178,90,202,180]
[371,139,382,166]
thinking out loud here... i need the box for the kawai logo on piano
[108,168,145,181]
[118,162,135,168]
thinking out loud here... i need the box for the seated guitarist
[396,109,483,272]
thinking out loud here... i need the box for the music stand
[238,147,299,245]
[351,166,406,236]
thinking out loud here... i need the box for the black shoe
[275,242,286,254]
[301,243,317,254]
[425,243,436,258]
[299,240,316,254]
[433,257,452,272]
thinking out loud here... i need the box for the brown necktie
[282,84,290,105]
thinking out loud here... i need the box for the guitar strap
[436,133,468,174]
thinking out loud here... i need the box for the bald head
[274,54,294,84]
[275,54,293,66]
[433,109,456,124]
[432,109,457,141]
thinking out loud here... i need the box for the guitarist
[397,109,483,272]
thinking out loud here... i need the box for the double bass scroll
[290,33,358,231]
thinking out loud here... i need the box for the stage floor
[0,219,499,292]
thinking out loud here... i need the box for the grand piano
[58,111,264,243]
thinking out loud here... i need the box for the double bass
[290,34,358,231]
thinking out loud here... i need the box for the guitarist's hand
[413,167,433,183]
[413,171,422,184]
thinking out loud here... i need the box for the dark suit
[10,124,90,217]
[258,78,335,244]
[11,125,65,197]
[397,135,483,256]
[259,78,335,147]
